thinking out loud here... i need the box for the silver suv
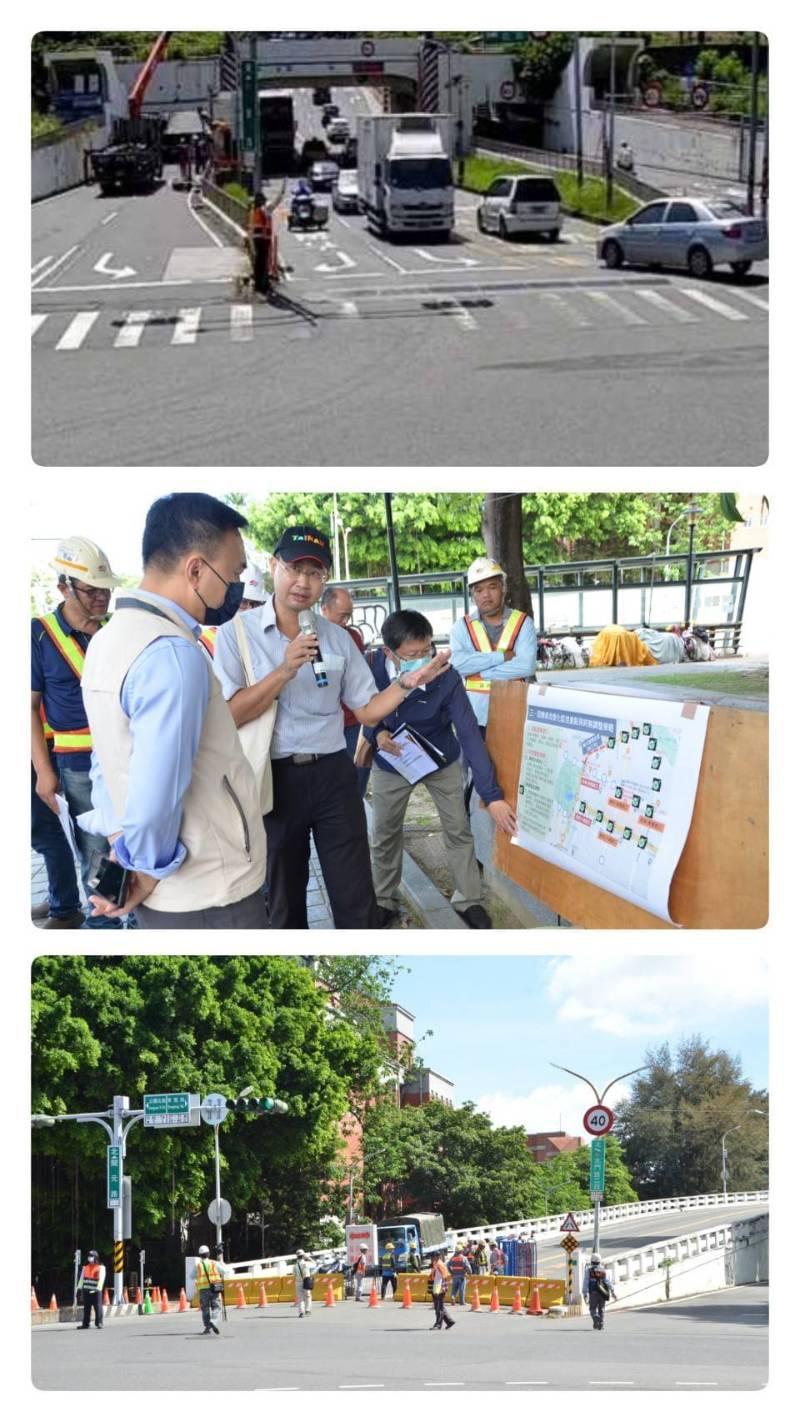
[477,174,562,241]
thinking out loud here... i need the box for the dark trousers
[433,1292,454,1328]
[344,721,371,799]
[588,1290,607,1328]
[136,888,268,930]
[252,236,270,293]
[31,763,81,919]
[81,1290,103,1327]
[381,1273,396,1300]
[265,752,379,929]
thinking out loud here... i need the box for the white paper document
[54,793,89,905]
[376,729,440,785]
[512,685,709,925]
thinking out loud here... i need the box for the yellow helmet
[52,536,121,590]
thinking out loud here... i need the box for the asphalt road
[31,1283,767,1391]
[31,87,768,466]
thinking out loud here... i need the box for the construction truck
[345,1213,446,1274]
[357,113,454,239]
[87,116,164,194]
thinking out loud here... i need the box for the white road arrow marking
[93,252,137,281]
[414,248,478,267]
[315,250,357,273]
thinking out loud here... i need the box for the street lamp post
[550,1061,645,1257]
[721,1109,766,1200]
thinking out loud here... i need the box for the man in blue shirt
[365,610,517,929]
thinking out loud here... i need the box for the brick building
[526,1130,583,1164]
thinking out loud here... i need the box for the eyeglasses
[277,559,328,584]
[70,580,110,597]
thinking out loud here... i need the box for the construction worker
[249,191,273,298]
[449,557,538,737]
[294,1249,313,1317]
[490,1240,506,1275]
[474,1237,490,1275]
[380,1240,397,1300]
[582,1252,618,1330]
[448,1242,472,1304]
[76,1250,106,1329]
[406,1237,422,1274]
[31,537,123,929]
[195,1245,223,1335]
[353,1244,369,1302]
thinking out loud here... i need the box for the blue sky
[391,955,768,1138]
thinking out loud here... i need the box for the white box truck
[357,113,454,239]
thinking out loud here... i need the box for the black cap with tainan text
[274,526,332,569]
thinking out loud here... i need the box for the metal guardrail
[474,137,666,201]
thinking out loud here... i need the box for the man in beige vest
[79,493,268,929]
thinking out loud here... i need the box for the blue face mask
[399,656,430,674]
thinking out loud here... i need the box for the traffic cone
[48,1294,58,1312]
[527,1284,544,1316]
[102,1288,110,1306]
[258,1282,268,1308]
[143,1290,153,1315]
[123,1288,129,1305]
[160,1288,169,1313]
[325,1280,335,1308]
[401,1280,412,1309]
[470,1283,481,1312]
[31,1287,40,1312]
[368,1282,379,1308]
[489,1285,499,1313]
[511,1284,523,1315]
[152,1286,160,1305]
[135,1286,143,1306]
[179,1288,189,1313]
[236,1283,246,1309]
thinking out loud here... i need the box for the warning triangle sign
[559,1212,580,1233]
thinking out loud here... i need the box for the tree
[31,957,389,1288]
[613,1038,768,1198]
[532,1137,638,1215]
[482,493,532,615]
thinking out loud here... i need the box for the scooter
[288,195,329,232]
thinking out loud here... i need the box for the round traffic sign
[691,83,710,109]
[642,81,662,108]
[500,79,516,101]
[361,40,375,58]
[201,1093,229,1126]
[208,1197,232,1225]
[583,1105,615,1136]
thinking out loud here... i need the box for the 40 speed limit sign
[583,1105,614,1136]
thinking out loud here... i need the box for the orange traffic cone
[48,1293,58,1312]
[135,1286,143,1306]
[527,1284,543,1316]
[325,1280,335,1308]
[470,1283,481,1312]
[258,1282,268,1308]
[368,1282,379,1308]
[489,1285,499,1313]
[401,1280,412,1310]
[123,1287,129,1305]
[31,1287,40,1311]
[178,1288,189,1313]
[236,1283,246,1309]
[152,1286,160,1305]
[511,1284,523,1315]
[160,1288,169,1313]
[102,1288,110,1306]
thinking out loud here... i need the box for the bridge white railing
[604,1210,769,1308]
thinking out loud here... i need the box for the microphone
[298,609,328,688]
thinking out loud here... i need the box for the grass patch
[461,154,638,225]
[629,669,769,698]
[221,181,250,207]
[32,112,63,142]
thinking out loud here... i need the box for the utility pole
[332,492,342,582]
[747,32,760,216]
[573,37,584,189]
[606,34,616,211]
[250,32,261,198]
[384,494,402,612]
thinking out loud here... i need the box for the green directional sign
[107,1145,121,1207]
[241,60,257,154]
[590,1137,606,1194]
[143,1093,196,1128]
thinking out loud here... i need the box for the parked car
[332,168,360,213]
[327,119,351,144]
[321,104,340,128]
[310,159,340,191]
[476,174,562,241]
[597,197,769,279]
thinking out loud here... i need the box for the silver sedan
[597,197,768,279]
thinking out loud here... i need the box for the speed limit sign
[583,1105,614,1136]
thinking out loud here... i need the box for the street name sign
[559,1212,579,1233]
[583,1105,615,1136]
[143,1093,200,1128]
[241,61,257,151]
[590,1137,607,1193]
[107,1145,121,1207]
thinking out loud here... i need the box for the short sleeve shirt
[214,596,378,757]
[31,603,95,770]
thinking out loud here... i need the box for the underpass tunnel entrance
[585,41,643,105]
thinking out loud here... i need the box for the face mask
[398,655,431,674]
[194,558,244,626]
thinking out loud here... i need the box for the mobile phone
[88,855,130,907]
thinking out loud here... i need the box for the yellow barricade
[388,1273,564,1308]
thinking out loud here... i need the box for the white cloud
[477,1079,633,1141]
[545,956,767,1039]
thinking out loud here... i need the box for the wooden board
[487,681,768,930]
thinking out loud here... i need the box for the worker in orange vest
[250,192,273,297]
[77,1250,106,1329]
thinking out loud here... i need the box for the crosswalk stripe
[114,311,152,348]
[634,288,700,323]
[230,304,253,341]
[728,288,769,313]
[583,289,648,325]
[171,307,202,344]
[680,288,749,321]
[339,300,359,318]
[55,310,100,351]
[31,314,49,336]
[537,291,592,327]
[451,301,477,331]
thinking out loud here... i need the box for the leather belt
[273,753,326,765]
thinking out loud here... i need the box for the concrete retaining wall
[32,119,107,200]
[610,1212,768,1308]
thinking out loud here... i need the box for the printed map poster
[513,685,709,924]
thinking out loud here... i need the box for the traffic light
[225,1097,288,1116]
[259,1097,289,1115]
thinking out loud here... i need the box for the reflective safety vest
[196,1258,222,1291]
[81,1263,102,1292]
[198,626,218,657]
[449,1253,468,1277]
[381,1250,396,1275]
[38,702,54,744]
[36,612,95,753]
[463,609,529,693]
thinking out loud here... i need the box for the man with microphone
[213,526,451,929]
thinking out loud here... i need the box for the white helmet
[359,1244,368,1252]
[296,1248,304,1257]
[52,536,121,590]
[590,1252,601,1264]
[467,556,505,587]
[198,1245,210,1257]
[241,564,267,603]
